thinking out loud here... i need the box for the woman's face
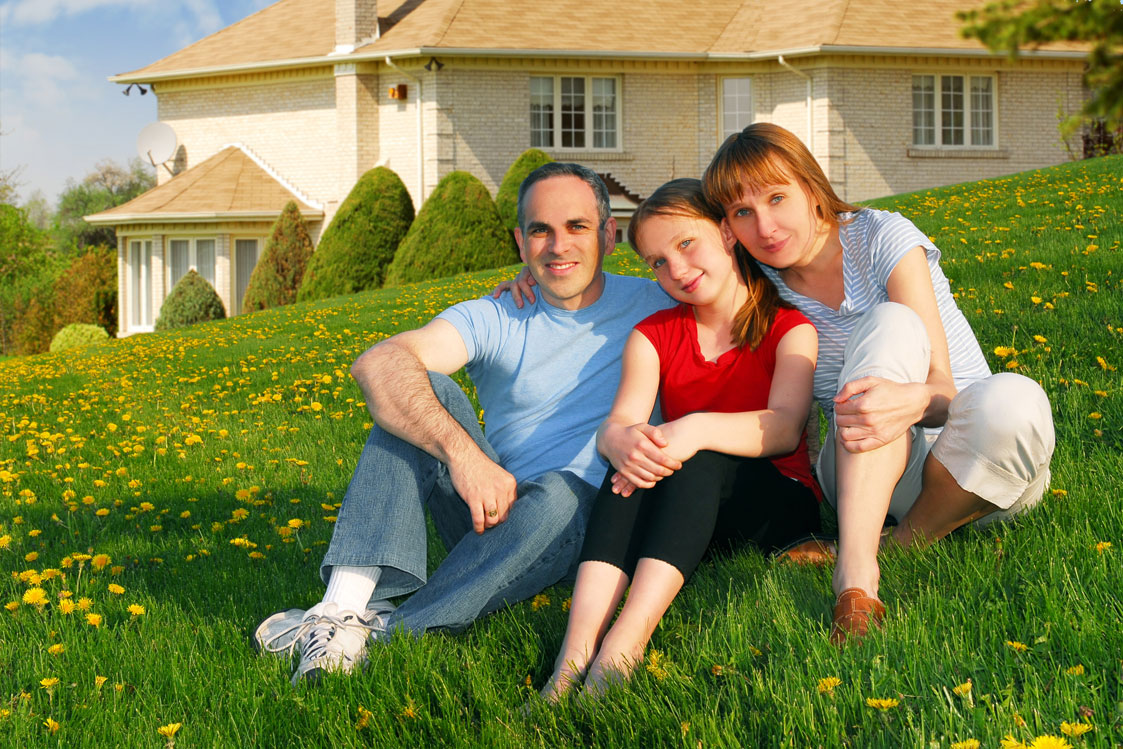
[720,170,824,271]
[634,213,739,307]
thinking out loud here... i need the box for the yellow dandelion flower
[76,597,93,610]
[1006,640,1028,652]
[953,680,972,696]
[0,534,10,549]
[399,704,417,719]
[58,599,76,615]
[993,346,1017,357]
[94,675,107,688]
[43,717,59,733]
[248,551,265,560]
[865,698,899,710]
[287,518,304,529]
[91,554,111,570]
[95,508,109,517]
[22,587,48,607]
[951,740,980,749]
[40,677,60,689]
[1060,722,1093,737]
[5,601,18,612]
[531,593,550,610]
[1033,335,1047,343]
[1028,736,1071,749]
[1065,664,1085,675]
[47,644,65,655]
[156,723,182,738]
[86,613,102,628]
[1001,736,1028,749]
[355,705,373,730]
[24,551,38,562]
[645,649,669,680]
[128,604,146,617]
[817,677,841,694]
[107,583,125,595]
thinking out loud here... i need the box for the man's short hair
[516,162,612,235]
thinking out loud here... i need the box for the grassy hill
[0,155,1120,747]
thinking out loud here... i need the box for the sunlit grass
[0,155,1120,747]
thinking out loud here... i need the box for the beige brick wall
[824,66,1087,202]
[157,75,337,205]
[377,69,426,209]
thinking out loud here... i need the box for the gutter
[777,55,813,152]
[382,57,425,199]
[109,44,1087,85]
[84,210,325,226]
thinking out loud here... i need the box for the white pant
[816,303,1055,525]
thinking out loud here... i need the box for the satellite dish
[137,122,177,167]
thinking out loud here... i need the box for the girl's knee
[839,303,930,386]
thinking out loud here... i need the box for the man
[255,163,672,685]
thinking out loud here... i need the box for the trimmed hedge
[155,270,226,331]
[383,171,517,287]
[297,167,414,302]
[243,201,314,314]
[496,148,553,232]
[49,323,109,353]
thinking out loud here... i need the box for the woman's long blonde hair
[627,178,789,351]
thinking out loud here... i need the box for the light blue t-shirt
[437,273,673,486]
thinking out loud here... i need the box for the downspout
[777,55,813,153]
[384,56,424,199]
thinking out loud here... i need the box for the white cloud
[0,0,228,40]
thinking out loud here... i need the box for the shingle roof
[115,0,1085,82]
[85,146,322,224]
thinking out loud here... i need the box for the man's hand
[833,377,926,453]
[448,450,518,534]
[601,422,682,491]
[490,267,537,308]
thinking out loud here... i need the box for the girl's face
[634,213,739,306]
[720,169,825,271]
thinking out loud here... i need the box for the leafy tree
[496,148,553,232]
[960,0,1123,136]
[242,201,314,313]
[155,270,226,331]
[297,166,414,302]
[384,171,517,287]
[52,158,155,252]
[53,245,118,337]
[0,203,57,354]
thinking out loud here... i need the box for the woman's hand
[833,377,927,453]
[600,421,682,492]
[490,267,537,308]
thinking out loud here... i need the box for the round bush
[496,148,553,232]
[49,323,108,353]
[243,201,315,313]
[297,166,414,302]
[383,171,518,287]
[155,270,226,331]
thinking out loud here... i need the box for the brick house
[87,0,1088,336]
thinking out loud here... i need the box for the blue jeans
[321,373,599,636]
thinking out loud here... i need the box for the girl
[703,123,1054,643]
[540,178,821,701]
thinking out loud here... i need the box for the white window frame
[166,236,217,291]
[720,76,754,143]
[128,238,154,331]
[232,237,261,316]
[529,75,622,151]
[912,73,997,148]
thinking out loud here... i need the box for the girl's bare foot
[539,652,589,703]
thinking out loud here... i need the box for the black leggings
[578,450,820,580]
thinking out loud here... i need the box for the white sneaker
[253,599,395,657]
[289,602,389,685]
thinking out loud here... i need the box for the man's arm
[350,318,517,534]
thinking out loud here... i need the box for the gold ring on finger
[488,508,498,517]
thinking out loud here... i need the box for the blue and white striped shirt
[759,209,990,424]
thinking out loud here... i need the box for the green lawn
[1,155,1120,748]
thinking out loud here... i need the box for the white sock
[322,565,382,614]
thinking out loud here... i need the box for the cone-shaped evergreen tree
[495,148,553,232]
[242,201,314,314]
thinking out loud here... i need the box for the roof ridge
[708,0,750,52]
[431,0,468,46]
[223,142,325,210]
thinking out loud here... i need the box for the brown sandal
[830,588,885,644]
[775,535,838,566]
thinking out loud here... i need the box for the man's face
[515,175,616,311]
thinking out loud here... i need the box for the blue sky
[0,0,274,206]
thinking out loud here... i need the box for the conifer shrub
[496,148,552,232]
[297,167,414,302]
[383,171,517,287]
[49,323,109,353]
[154,270,226,331]
[243,201,315,314]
